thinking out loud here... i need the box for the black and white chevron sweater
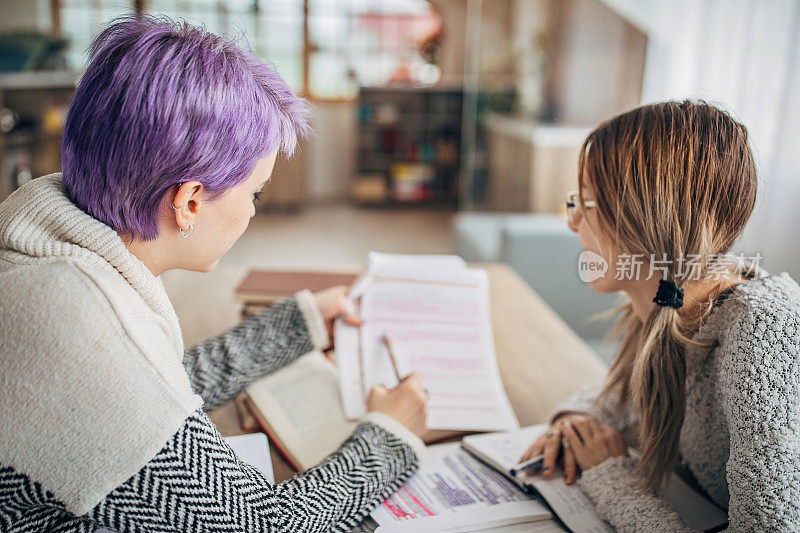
[0,175,423,532]
[1,298,421,532]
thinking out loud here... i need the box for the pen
[380,335,403,383]
[509,454,544,477]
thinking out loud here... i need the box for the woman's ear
[171,181,203,231]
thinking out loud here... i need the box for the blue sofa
[454,212,623,363]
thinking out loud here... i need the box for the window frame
[51,0,435,104]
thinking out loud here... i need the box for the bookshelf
[352,86,463,207]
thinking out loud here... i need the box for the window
[58,0,135,68]
[308,0,442,98]
[56,0,443,100]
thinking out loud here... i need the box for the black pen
[509,454,544,477]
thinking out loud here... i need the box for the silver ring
[562,437,570,449]
[545,429,560,439]
[171,201,182,211]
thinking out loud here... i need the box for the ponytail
[632,305,686,489]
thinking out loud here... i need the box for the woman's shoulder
[0,256,195,398]
[732,271,800,306]
[1,255,143,333]
[714,272,800,390]
[1,256,114,316]
[721,272,800,338]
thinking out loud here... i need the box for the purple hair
[62,15,310,240]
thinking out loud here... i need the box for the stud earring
[179,225,194,238]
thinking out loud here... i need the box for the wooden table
[209,263,608,482]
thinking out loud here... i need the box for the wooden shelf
[353,86,463,206]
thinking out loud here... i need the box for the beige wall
[429,0,467,82]
[473,0,646,126]
[306,101,357,202]
[548,0,647,125]
[0,0,52,33]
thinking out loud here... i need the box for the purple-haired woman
[0,16,427,532]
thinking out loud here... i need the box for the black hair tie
[653,279,684,309]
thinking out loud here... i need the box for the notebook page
[349,253,467,299]
[337,259,518,431]
[462,424,549,472]
[246,352,357,469]
[529,476,614,533]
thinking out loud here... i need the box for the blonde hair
[579,101,758,490]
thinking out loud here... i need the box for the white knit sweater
[0,174,424,522]
[0,174,211,515]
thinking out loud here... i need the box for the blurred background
[0,0,797,359]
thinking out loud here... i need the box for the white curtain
[602,0,800,279]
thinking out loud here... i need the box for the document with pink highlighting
[334,255,518,432]
[370,443,550,527]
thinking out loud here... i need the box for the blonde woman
[520,101,800,531]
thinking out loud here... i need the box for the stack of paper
[334,253,518,432]
[373,425,728,533]
[462,426,613,533]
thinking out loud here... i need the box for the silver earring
[179,224,194,238]
[171,201,182,211]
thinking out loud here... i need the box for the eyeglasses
[565,190,596,224]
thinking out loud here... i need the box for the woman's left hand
[313,285,363,337]
[560,418,628,472]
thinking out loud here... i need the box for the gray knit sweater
[553,272,800,531]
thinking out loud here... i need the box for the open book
[244,351,472,471]
[244,352,359,470]
[461,424,729,532]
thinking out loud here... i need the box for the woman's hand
[519,414,598,484]
[367,372,428,438]
[561,417,627,472]
[313,285,362,336]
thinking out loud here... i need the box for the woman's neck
[118,232,173,277]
